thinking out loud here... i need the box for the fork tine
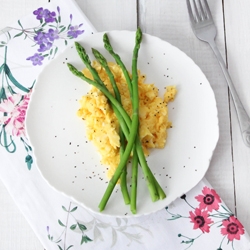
[192,0,201,21]
[202,0,213,19]
[186,0,195,22]
[197,0,206,19]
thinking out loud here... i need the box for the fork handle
[208,40,250,147]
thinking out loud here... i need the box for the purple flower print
[26,53,44,66]
[34,31,53,52]
[34,31,48,45]
[46,29,59,42]
[33,7,44,21]
[38,42,52,52]
[67,25,84,38]
[26,7,85,66]
[43,9,56,23]
[33,7,56,23]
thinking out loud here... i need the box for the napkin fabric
[0,0,249,249]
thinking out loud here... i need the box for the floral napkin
[0,0,250,249]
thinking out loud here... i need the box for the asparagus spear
[103,33,133,97]
[92,48,130,205]
[91,48,120,100]
[130,146,138,214]
[128,28,141,212]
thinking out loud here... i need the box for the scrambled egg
[77,61,177,179]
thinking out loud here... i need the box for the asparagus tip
[103,33,113,52]
[136,27,143,44]
[67,62,75,71]
[103,33,109,44]
[74,41,83,52]
[92,48,107,66]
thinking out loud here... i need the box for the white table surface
[1,0,250,249]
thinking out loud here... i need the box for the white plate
[26,30,219,217]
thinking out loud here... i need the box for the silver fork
[186,0,250,147]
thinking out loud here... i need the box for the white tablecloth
[0,0,249,249]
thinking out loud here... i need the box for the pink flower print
[221,216,245,241]
[0,93,31,137]
[189,208,213,233]
[195,186,221,212]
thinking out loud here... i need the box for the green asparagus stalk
[130,28,158,204]
[130,146,138,214]
[103,33,133,97]
[91,48,120,100]
[129,28,141,212]
[92,47,130,205]
[119,134,130,205]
